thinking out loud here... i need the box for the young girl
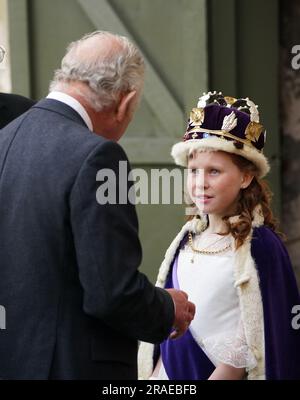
[138,91,300,380]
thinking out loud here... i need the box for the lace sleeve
[202,319,257,370]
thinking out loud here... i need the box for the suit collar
[46,92,93,131]
[32,98,88,129]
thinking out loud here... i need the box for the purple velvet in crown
[183,104,265,152]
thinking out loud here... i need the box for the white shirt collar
[47,91,93,131]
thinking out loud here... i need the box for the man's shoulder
[2,97,129,169]
[0,92,35,109]
[0,93,35,128]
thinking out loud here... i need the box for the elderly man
[0,31,195,379]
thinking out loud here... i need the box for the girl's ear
[241,173,254,189]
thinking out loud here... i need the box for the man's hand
[165,289,196,340]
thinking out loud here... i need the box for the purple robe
[251,226,300,379]
[159,226,300,380]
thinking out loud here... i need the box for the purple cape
[159,226,300,380]
[251,226,300,379]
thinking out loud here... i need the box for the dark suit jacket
[0,99,174,379]
[0,92,35,128]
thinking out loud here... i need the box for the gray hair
[49,31,145,111]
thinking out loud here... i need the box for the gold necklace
[188,232,232,263]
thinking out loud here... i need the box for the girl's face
[187,151,253,217]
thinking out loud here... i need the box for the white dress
[154,232,257,380]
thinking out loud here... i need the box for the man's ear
[116,91,137,123]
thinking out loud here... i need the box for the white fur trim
[155,220,195,288]
[251,204,265,227]
[232,231,265,379]
[189,215,208,234]
[228,205,265,228]
[138,342,155,380]
[171,137,270,178]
